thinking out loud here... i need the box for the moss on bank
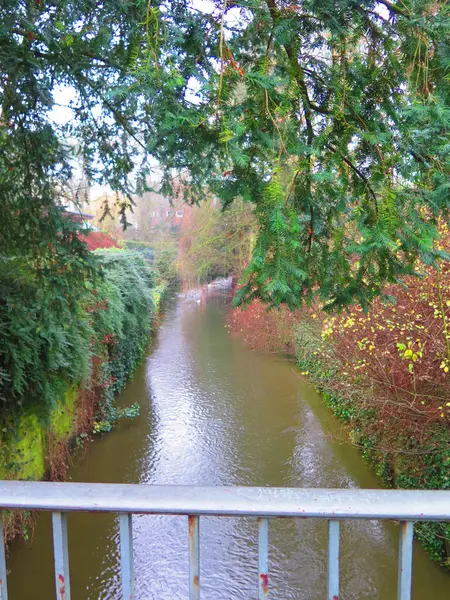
[0,385,77,481]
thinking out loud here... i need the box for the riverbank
[7,287,450,599]
[228,300,450,570]
[0,249,169,542]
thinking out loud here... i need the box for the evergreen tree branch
[71,72,147,152]
[10,27,121,69]
[325,142,378,206]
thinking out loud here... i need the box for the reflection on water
[6,289,450,599]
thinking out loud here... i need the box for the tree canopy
[1,0,449,308]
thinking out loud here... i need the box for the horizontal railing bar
[0,482,449,520]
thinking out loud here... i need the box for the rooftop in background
[60,209,95,223]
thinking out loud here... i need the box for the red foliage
[79,231,120,251]
[229,225,450,435]
[228,299,299,355]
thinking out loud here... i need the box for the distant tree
[178,198,255,283]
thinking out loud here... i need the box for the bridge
[0,482,449,600]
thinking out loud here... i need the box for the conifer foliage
[1,1,449,309]
[134,0,449,308]
[0,0,146,279]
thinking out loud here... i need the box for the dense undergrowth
[85,250,159,432]
[0,249,162,489]
[228,263,450,569]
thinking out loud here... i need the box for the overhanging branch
[325,142,378,206]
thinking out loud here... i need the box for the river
[6,286,450,599]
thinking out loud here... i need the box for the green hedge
[0,250,157,429]
[123,240,155,262]
[91,251,156,426]
[0,258,92,421]
[0,248,162,497]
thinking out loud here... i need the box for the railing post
[327,520,340,600]
[188,515,200,600]
[0,514,8,600]
[52,512,71,600]
[119,513,134,600]
[397,521,414,600]
[258,517,269,600]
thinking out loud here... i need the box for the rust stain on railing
[58,574,65,600]
[188,515,196,538]
[260,573,269,595]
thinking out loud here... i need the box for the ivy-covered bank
[295,321,450,570]
[0,249,166,537]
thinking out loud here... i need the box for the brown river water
[6,286,450,599]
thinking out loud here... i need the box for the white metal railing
[1,481,449,600]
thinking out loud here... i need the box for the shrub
[0,250,157,429]
[123,240,155,262]
[90,251,156,423]
[321,264,450,434]
[0,258,92,421]
[227,299,298,355]
[79,231,120,251]
[155,246,179,290]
